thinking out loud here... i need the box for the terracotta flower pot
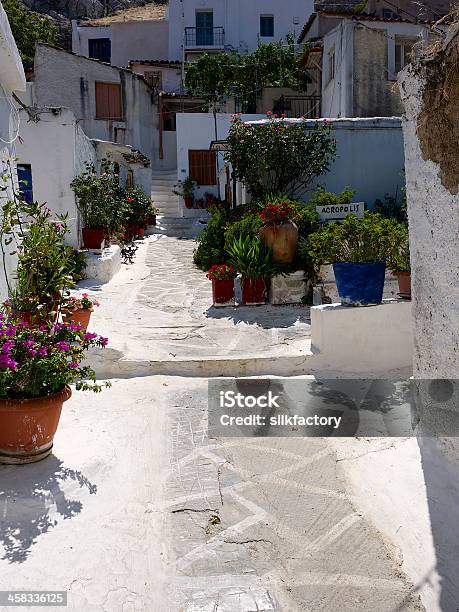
[397,271,411,299]
[82,227,105,249]
[63,307,93,332]
[0,386,72,464]
[147,214,156,226]
[259,220,298,264]
[13,310,55,328]
[184,196,194,209]
[241,278,266,305]
[211,279,235,306]
[136,226,145,238]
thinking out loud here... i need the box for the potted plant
[206,264,236,307]
[62,293,100,332]
[0,315,110,464]
[1,200,76,326]
[123,186,152,238]
[387,223,411,299]
[308,212,396,306]
[173,177,197,209]
[227,236,276,305]
[71,160,121,249]
[259,200,298,263]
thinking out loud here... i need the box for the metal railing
[185,27,225,47]
[273,95,322,119]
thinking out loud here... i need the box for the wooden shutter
[188,150,216,185]
[95,82,123,120]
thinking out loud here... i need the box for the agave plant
[227,235,278,279]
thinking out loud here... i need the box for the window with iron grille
[188,150,217,185]
[95,81,123,120]
[144,70,163,89]
[260,15,274,37]
[88,38,111,63]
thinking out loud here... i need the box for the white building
[71,4,169,68]
[0,2,26,300]
[299,8,444,118]
[168,0,313,61]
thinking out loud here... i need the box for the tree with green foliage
[185,35,310,113]
[225,114,336,199]
[3,0,58,72]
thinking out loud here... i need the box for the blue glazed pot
[333,261,386,306]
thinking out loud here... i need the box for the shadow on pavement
[0,455,97,563]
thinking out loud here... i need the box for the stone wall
[353,26,404,117]
[399,33,459,378]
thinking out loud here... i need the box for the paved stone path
[87,234,313,377]
[0,229,424,612]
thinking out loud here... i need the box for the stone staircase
[151,168,181,218]
[150,168,208,238]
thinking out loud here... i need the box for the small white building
[0,2,26,300]
[71,3,169,68]
[168,0,314,61]
[299,8,444,118]
[32,44,158,174]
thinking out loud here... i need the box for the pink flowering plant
[63,293,100,312]
[0,312,110,399]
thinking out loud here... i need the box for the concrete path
[0,230,424,611]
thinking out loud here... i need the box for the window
[196,11,214,45]
[328,48,335,84]
[395,39,415,73]
[125,170,134,188]
[188,150,217,185]
[382,9,398,19]
[260,15,274,37]
[88,38,111,63]
[95,81,123,120]
[17,164,33,203]
[144,70,163,90]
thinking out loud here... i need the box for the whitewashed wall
[16,108,97,249]
[33,44,157,168]
[0,2,27,301]
[168,0,313,60]
[176,112,264,205]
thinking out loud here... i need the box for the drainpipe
[159,93,164,160]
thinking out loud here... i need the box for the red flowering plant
[260,201,294,225]
[206,264,237,281]
[0,311,110,399]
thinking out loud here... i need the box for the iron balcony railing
[185,27,225,47]
[274,95,322,119]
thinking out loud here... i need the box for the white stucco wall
[176,112,264,202]
[71,22,110,59]
[33,44,157,167]
[168,0,313,60]
[0,1,26,300]
[399,67,459,378]
[320,20,432,118]
[111,21,169,67]
[15,108,97,249]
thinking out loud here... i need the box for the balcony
[185,27,225,48]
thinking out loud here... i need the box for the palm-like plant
[227,236,277,279]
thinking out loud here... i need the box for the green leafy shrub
[225,114,336,199]
[308,187,356,207]
[193,205,230,271]
[387,223,410,273]
[308,212,397,264]
[374,195,408,224]
[224,213,263,251]
[71,158,124,234]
